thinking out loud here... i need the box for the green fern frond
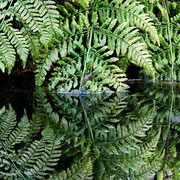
[0,1,10,9]
[146,23,180,81]
[94,106,154,144]
[20,27,41,61]
[95,0,160,46]
[0,1,61,74]
[0,20,29,67]
[48,0,158,91]
[39,0,60,30]
[36,48,59,86]
[94,24,154,77]
[0,106,17,141]
[0,32,15,72]
[13,0,44,33]
[17,128,62,179]
[49,29,128,91]
[14,0,60,44]
[75,0,90,8]
[137,128,161,158]
[171,13,180,23]
[49,158,93,180]
[3,112,30,149]
[34,89,60,123]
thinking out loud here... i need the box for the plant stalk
[80,27,93,90]
[165,1,174,81]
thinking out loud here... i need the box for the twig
[162,129,171,180]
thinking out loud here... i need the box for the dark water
[0,82,179,180]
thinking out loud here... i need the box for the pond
[0,82,179,180]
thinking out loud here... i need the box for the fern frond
[49,158,93,180]
[3,112,30,149]
[94,24,154,77]
[13,0,43,33]
[0,32,15,72]
[0,1,9,9]
[20,27,41,61]
[146,23,180,81]
[35,0,59,31]
[171,13,180,23]
[48,0,157,91]
[137,128,161,158]
[0,106,17,141]
[96,0,160,45]
[36,48,59,86]
[17,128,62,179]
[35,89,60,123]
[13,0,51,45]
[75,0,90,8]
[21,111,44,151]
[0,20,29,68]
[94,106,154,144]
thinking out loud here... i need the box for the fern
[1,0,162,89]
[0,19,29,68]
[47,0,160,91]
[49,158,93,180]
[2,111,30,149]
[36,48,59,86]
[17,129,62,179]
[0,0,179,87]
[0,0,13,9]
[1,85,179,179]
[41,89,168,179]
[0,32,15,72]
[94,0,160,45]
[0,0,60,74]
[0,106,63,180]
[140,1,180,81]
[0,106,17,141]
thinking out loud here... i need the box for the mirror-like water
[0,83,179,180]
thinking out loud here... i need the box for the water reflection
[0,83,179,180]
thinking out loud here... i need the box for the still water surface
[0,83,179,180]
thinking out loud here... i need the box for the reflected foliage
[0,84,180,179]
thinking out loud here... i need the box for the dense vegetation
[0,83,179,179]
[0,0,179,92]
[0,1,179,179]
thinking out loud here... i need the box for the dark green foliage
[0,0,180,88]
[0,106,62,180]
[49,158,93,180]
[1,0,162,92]
[140,1,180,81]
[0,0,60,73]
[48,0,159,91]
[35,87,175,179]
[0,84,180,179]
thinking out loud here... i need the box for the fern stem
[81,98,94,142]
[80,27,93,90]
[164,1,174,81]
[162,85,174,178]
